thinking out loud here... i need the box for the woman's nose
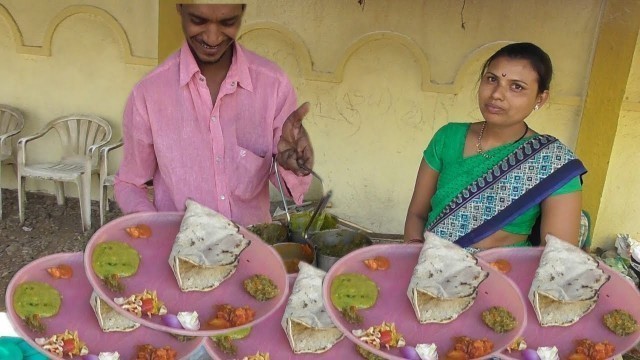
[490,84,505,100]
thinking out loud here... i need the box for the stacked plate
[7,213,640,359]
[5,212,293,359]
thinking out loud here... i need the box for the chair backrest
[0,104,25,157]
[49,114,112,163]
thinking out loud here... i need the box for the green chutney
[92,241,140,279]
[13,282,61,319]
[330,273,378,310]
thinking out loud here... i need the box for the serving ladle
[273,158,332,246]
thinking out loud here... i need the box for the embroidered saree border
[426,135,587,248]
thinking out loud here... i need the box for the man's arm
[114,90,158,213]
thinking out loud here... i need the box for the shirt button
[216,156,221,163]
[211,116,217,122]
[239,149,246,157]
[220,195,226,200]
[230,81,236,87]
[199,76,205,82]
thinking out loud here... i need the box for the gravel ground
[0,189,122,311]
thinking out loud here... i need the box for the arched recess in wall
[237,22,580,106]
[0,4,24,50]
[0,4,156,66]
[239,21,317,79]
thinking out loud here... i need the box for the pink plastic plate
[5,252,203,359]
[205,274,361,360]
[322,244,527,360]
[84,212,289,337]
[477,247,640,359]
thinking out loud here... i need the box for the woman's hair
[480,42,553,94]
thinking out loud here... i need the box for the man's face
[178,4,244,64]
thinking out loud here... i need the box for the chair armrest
[88,136,114,164]
[100,141,123,156]
[16,127,55,166]
[99,141,123,182]
[0,127,22,141]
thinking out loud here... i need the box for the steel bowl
[310,229,373,271]
[247,222,289,245]
[272,242,316,274]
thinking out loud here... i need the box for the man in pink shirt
[114,4,312,226]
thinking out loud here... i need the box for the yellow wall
[0,1,156,198]
[3,0,638,244]
[230,0,598,233]
[593,32,640,246]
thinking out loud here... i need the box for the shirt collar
[179,41,254,92]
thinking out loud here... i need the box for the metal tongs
[273,158,332,244]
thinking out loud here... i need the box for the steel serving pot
[310,229,373,272]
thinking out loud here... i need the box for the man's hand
[276,102,313,176]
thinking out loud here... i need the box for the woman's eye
[512,83,524,91]
[485,75,497,82]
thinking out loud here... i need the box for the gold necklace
[476,121,529,159]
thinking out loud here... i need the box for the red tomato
[140,298,154,315]
[62,339,76,354]
[379,330,392,346]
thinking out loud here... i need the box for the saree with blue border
[425,135,587,248]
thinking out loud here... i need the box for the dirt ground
[0,189,122,311]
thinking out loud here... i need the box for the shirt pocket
[232,146,271,200]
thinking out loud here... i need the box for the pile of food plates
[6,199,640,360]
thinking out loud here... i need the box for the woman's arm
[539,191,582,246]
[404,159,440,242]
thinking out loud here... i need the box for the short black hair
[480,42,553,94]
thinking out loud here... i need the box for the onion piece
[161,314,183,329]
[399,345,421,360]
[522,348,541,360]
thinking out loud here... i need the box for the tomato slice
[47,264,73,279]
[489,259,512,274]
[379,330,392,346]
[61,338,76,355]
[125,224,152,238]
[363,256,390,270]
[374,256,390,270]
[140,298,154,315]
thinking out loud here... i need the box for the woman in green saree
[404,42,586,250]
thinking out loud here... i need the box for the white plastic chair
[17,114,112,231]
[0,105,25,220]
[99,140,122,226]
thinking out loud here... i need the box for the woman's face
[477,56,548,127]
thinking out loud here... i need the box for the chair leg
[55,181,65,206]
[99,183,106,227]
[18,175,25,224]
[78,173,92,232]
[0,165,3,220]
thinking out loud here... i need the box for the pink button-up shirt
[114,42,311,226]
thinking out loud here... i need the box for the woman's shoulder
[529,134,580,160]
[433,122,471,137]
